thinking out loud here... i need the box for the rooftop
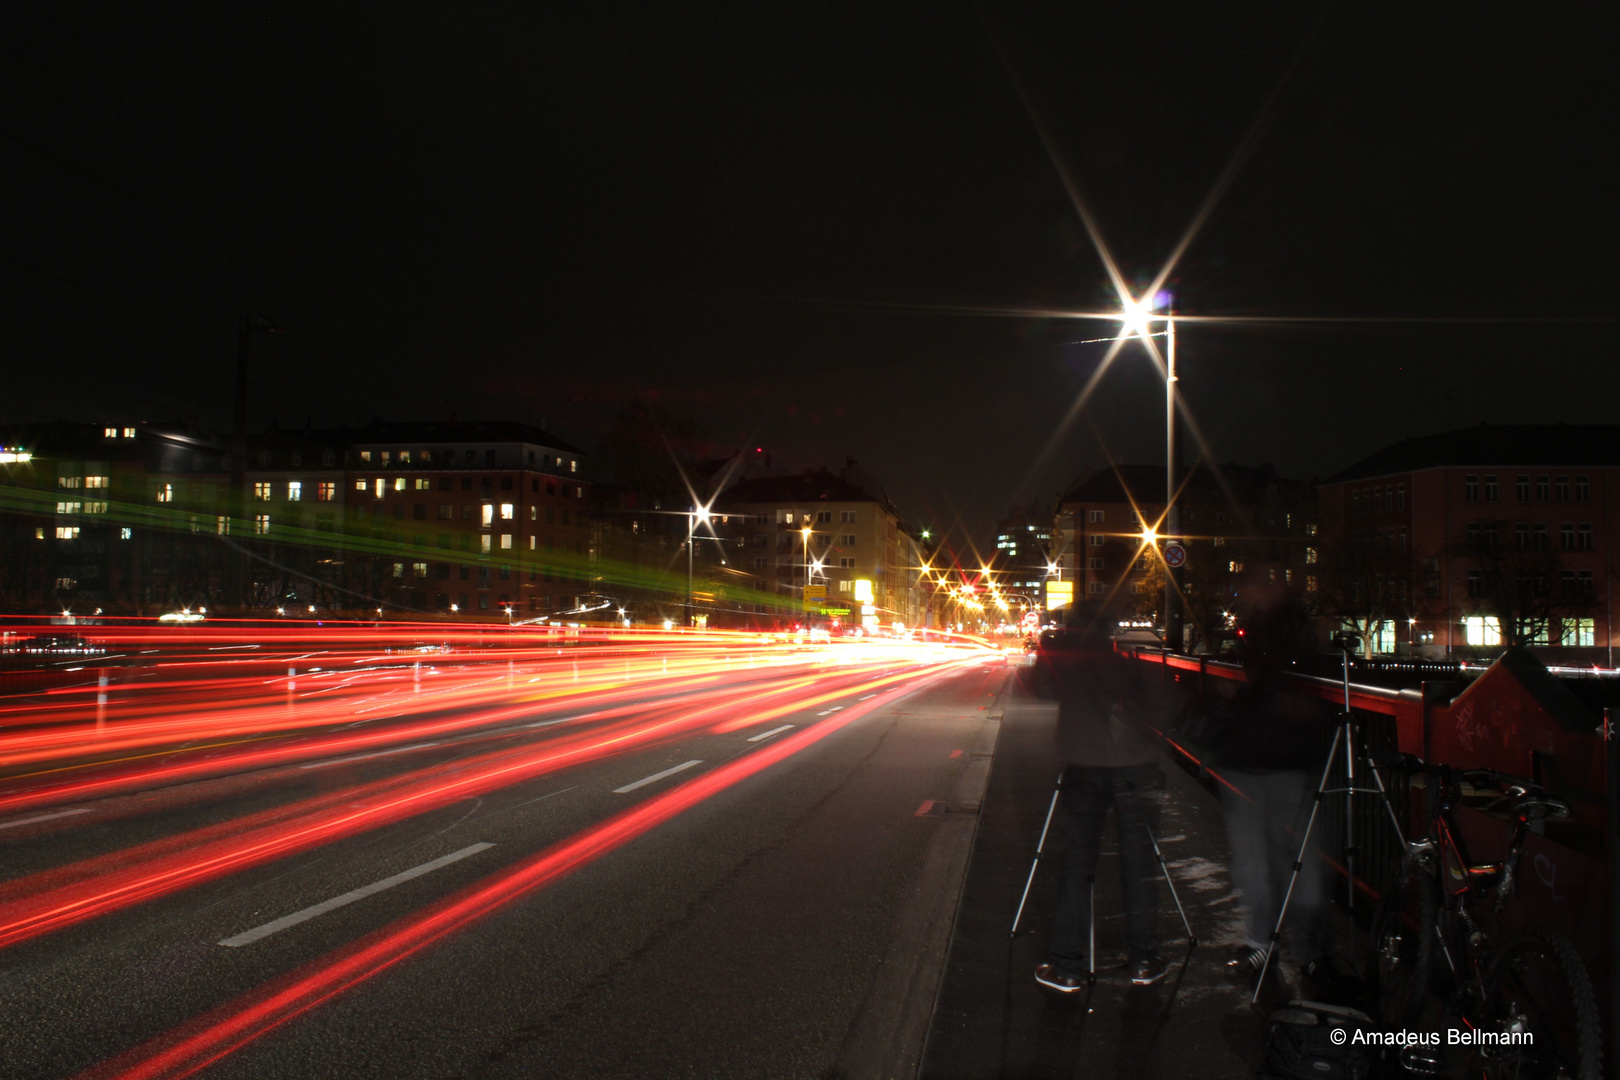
[1327,424,1620,483]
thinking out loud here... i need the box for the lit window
[1228,561,1244,573]
[400,450,411,464]
[120,527,132,540]
[34,527,43,540]
[254,515,270,535]
[480,535,492,553]
[59,476,82,489]
[1562,618,1596,648]
[217,516,228,535]
[85,476,109,489]
[356,479,368,491]
[55,526,80,540]
[123,427,135,438]
[156,484,173,503]
[288,481,302,501]
[382,451,392,465]
[394,477,407,491]
[529,535,536,550]
[1463,616,1501,647]
[56,501,82,514]
[253,482,273,501]
[500,503,514,520]
[360,451,372,462]
[500,534,513,549]
[374,479,386,499]
[481,504,495,527]
[84,501,107,514]
[412,562,428,578]
[415,478,431,490]
[103,427,117,438]
[1305,546,1318,564]
[318,482,336,501]
[393,562,405,577]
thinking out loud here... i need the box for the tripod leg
[1088,875,1096,984]
[1125,781,1196,946]
[1345,714,1357,910]
[1010,777,1064,938]
[1252,724,1344,1006]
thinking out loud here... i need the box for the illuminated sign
[854,579,874,602]
[803,584,827,611]
[1045,581,1073,611]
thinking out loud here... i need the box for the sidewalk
[918,678,1266,1080]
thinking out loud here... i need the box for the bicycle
[1366,758,1603,1080]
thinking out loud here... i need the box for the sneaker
[1034,963,1087,994]
[1128,954,1171,986]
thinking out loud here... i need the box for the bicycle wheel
[1475,927,1602,1080]
[1366,853,1437,1026]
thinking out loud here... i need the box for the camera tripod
[1249,634,1408,1004]
[1010,769,1197,981]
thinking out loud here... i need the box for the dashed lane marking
[219,842,495,947]
[815,706,845,716]
[0,807,91,831]
[299,742,441,769]
[613,760,703,794]
[747,725,795,743]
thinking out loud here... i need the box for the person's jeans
[1220,768,1328,962]
[1047,764,1162,975]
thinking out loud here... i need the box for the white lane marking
[0,807,91,831]
[299,742,441,769]
[523,715,581,729]
[613,760,702,794]
[747,724,795,743]
[219,842,495,947]
[815,706,845,716]
[858,693,879,700]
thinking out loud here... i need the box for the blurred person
[1028,601,1172,993]
[1206,585,1334,999]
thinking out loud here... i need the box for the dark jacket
[1030,630,1164,769]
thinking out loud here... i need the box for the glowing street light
[686,503,714,628]
[1118,290,1181,650]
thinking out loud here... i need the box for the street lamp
[801,524,813,619]
[1119,292,1181,651]
[687,504,712,628]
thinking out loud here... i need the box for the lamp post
[801,524,813,623]
[1121,294,1181,652]
[686,505,711,628]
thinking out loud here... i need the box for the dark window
[1483,475,1498,502]
[485,450,496,465]
[1464,475,1479,502]
[1576,475,1590,502]
[1396,485,1406,511]
[438,478,453,491]
[501,477,513,491]
[1467,570,1483,597]
[1532,523,1547,550]
[1555,476,1569,502]
[459,565,470,580]
[1579,523,1593,551]
[500,565,510,580]
[461,477,472,491]
[413,504,426,520]
[1515,522,1530,549]
[1536,476,1550,501]
[1561,523,1576,550]
[532,479,539,493]
[1516,476,1531,502]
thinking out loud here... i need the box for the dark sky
[2,3,1614,545]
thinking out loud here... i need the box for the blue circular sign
[1163,542,1186,568]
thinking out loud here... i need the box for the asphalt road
[0,645,1008,1080]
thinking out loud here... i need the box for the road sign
[1162,542,1186,569]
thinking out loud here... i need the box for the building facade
[716,467,927,629]
[1318,425,1619,661]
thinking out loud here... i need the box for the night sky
[2,4,1613,545]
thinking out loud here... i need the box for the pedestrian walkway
[918,678,1265,1079]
